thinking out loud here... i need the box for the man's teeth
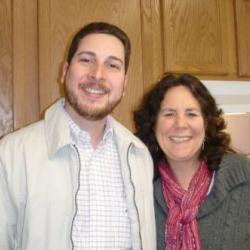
[170,137,190,142]
[85,88,105,94]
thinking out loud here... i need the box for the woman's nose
[175,115,187,127]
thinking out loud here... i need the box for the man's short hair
[67,22,131,73]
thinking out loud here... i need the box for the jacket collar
[111,116,147,151]
[44,98,146,158]
[44,99,73,158]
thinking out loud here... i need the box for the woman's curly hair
[134,73,234,171]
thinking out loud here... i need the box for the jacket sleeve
[0,157,17,249]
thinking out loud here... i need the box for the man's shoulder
[0,120,45,149]
[0,100,62,148]
[111,117,148,149]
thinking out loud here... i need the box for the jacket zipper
[70,144,81,250]
[127,143,142,250]
[70,143,142,249]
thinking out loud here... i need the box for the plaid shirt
[68,115,132,250]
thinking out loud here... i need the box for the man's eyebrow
[76,51,95,57]
[76,52,124,64]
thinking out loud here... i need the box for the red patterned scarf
[158,160,212,250]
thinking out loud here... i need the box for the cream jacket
[0,99,156,250]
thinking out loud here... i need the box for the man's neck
[65,104,107,149]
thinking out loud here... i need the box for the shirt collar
[61,100,114,145]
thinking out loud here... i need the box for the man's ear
[61,62,69,83]
[122,74,128,96]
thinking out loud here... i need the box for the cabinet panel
[235,0,250,77]
[0,0,39,137]
[39,0,143,130]
[141,0,164,91]
[162,0,236,76]
[13,0,39,129]
[0,0,13,136]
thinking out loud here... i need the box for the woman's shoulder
[217,153,250,183]
[220,153,250,168]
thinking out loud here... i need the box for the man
[0,22,155,250]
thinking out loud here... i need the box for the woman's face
[155,85,206,166]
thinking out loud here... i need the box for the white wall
[203,80,250,156]
[203,80,250,114]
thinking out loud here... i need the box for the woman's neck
[168,158,201,190]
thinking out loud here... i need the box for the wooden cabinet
[140,0,164,90]
[39,0,144,131]
[141,0,250,81]
[0,0,13,136]
[235,0,250,77]
[13,0,39,129]
[0,0,145,135]
[0,0,39,137]
[1,0,250,137]
[161,0,236,78]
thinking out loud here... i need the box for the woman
[134,73,250,250]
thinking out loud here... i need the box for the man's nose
[89,63,106,81]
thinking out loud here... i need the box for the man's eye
[80,58,90,63]
[108,62,121,70]
[110,64,119,69]
[79,57,95,64]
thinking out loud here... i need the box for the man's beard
[64,83,122,121]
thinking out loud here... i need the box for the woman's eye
[188,112,198,117]
[163,112,174,117]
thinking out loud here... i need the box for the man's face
[62,33,127,121]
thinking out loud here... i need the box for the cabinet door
[162,0,236,76]
[141,0,164,90]
[39,0,143,130]
[235,0,250,77]
[0,0,13,136]
[0,0,39,137]
[13,0,39,129]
